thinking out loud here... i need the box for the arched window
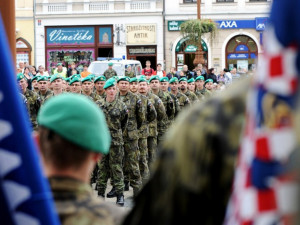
[226,35,258,73]
[16,38,32,66]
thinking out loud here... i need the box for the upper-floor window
[216,0,234,2]
[183,0,197,3]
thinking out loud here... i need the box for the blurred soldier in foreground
[123,79,249,225]
[38,93,125,225]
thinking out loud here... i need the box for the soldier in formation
[104,62,118,80]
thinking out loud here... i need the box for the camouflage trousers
[147,136,157,168]
[138,138,150,183]
[97,145,124,195]
[124,139,142,193]
[90,164,99,185]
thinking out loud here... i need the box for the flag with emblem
[224,0,300,224]
[0,15,60,225]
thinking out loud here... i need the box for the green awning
[175,38,208,52]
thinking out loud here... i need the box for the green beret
[71,74,81,80]
[179,77,188,82]
[169,77,179,84]
[138,77,148,83]
[37,76,48,82]
[130,77,138,83]
[38,93,111,154]
[94,76,106,83]
[160,77,169,83]
[117,76,130,83]
[32,76,40,82]
[87,74,95,80]
[69,77,81,85]
[81,76,93,83]
[104,78,116,89]
[205,79,213,84]
[195,76,204,81]
[113,76,119,81]
[64,77,71,82]
[50,74,63,83]
[140,75,146,79]
[57,63,63,66]
[108,62,113,66]
[17,73,25,81]
[149,75,159,82]
[187,78,195,83]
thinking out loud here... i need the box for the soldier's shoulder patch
[157,99,162,104]
[137,99,142,105]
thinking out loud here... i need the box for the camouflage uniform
[49,177,124,225]
[98,91,107,99]
[155,89,175,145]
[122,79,249,225]
[23,89,41,130]
[82,92,102,102]
[103,69,117,80]
[196,88,212,99]
[96,98,128,196]
[117,91,145,194]
[181,90,199,103]
[194,89,205,101]
[146,92,166,166]
[138,94,157,182]
[170,91,190,110]
[38,90,53,104]
[169,94,181,120]
[125,71,135,78]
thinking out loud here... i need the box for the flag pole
[197,0,201,19]
[0,1,16,65]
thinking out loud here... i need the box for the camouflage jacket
[146,92,166,137]
[117,91,145,141]
[38,90,53,104]
[181,90,199,103]
[23,89,41,130]
[49,176,125,225]
[82,92,102,102]
[194,90,205,101]
[125,71,135,78]
[170,91,190,110]
[123,79,250,225]
[169,93,181,120]
[138,94,157,139]
[196,88,212,99]
[96,98,128,146]
[97,91,107,99]
[103,69,117,80]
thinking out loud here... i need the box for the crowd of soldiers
[17,63,221,207]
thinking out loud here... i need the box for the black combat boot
[116,194,124,206]
[124,181,129,191]
[106,187,117,198]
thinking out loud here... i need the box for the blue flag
[0,16,60,225]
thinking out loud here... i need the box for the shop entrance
[98,48,113,58]
[175,38,208,71]
[127,46,157,70]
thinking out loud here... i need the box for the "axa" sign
[219,21,238,29]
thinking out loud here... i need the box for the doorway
[184,54,196,71]
[136,56,157,70]
[98,48,113,58]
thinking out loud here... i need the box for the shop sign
[216,20,255,29]
[185,45,198,53]
[256,17,269,31]
[176,38,208,52]
[236,44,249,52]
[168,21,185,31]
[227,53,249,59]
[128,47,156,55]
[46,27,95,45]
[126,24,156,45]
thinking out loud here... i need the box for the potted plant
[180,19,217,65]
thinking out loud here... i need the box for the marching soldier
[104,62,117,80]
[149,76,175,145]
[179,77,199,103]
[43,74,64,104]
[204,79,214,95]
[94,75,107,98]
[81,76,102,102]
[37,76,52,104]
[31,75,40,93]
[96,78,128,206]
[69,77,82,94]
[17,73,41,130]
[117,76,145,196]
[195,76,211,99]
[169,77,190,110]
[129,77,139,94]
[138,77,166,167]
[160,77,180,121]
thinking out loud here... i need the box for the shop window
[16,38,32,66]
[226,35,258,73]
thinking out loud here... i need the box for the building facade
[16,0,35,66]
[164,0,271,74]
[34,0,164,72]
